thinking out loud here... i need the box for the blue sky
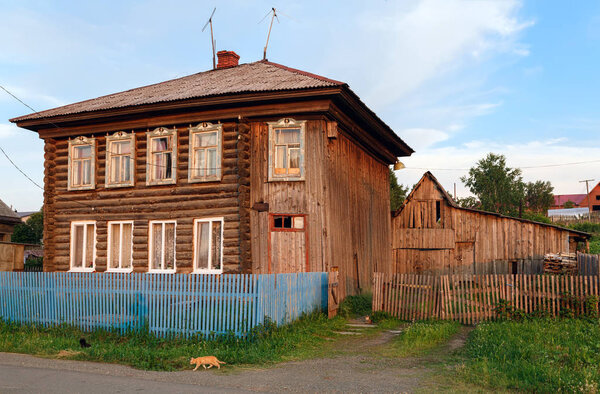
[1,0,600,211]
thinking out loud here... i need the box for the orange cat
[190,356,226,370]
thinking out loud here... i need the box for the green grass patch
[380,320,460,357]
[338,293,372,318]
[460,319,600,392]
[0,313,347,371]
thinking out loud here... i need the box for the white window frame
[148,220,177,273]
[268,118,306,182]
[146,127,177,186]
[69,220,96,272]
[105,131,135,188]
[188,122,222,183]
[106,220,134,273]
[68,136,96,191]
[192,217,224,274]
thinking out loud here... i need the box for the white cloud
[397,138,600,197]
[400,128,449,150]
[0,124,17,139]
[0,85,66,108]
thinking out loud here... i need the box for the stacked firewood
[543,253,577,274]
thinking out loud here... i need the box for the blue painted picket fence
[0,272,328,337]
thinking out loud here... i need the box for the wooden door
[454,242,475,274]
[268,214,308,273]
[328,270,339,318]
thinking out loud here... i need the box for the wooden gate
[328,269,339,318]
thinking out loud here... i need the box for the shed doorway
[268,214,308,273]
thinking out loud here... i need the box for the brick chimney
[216,50,240,69]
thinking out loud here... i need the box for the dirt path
[0,326,472,393]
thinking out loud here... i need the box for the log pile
[543,253,577,274]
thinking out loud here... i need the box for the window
[435,201,442,223]
[193,218,224,273]
[271,214,305,231]
[148,220,176,272]
[70,221,96,271]
[188,123,222,183]
[146,127,177,185]
[107,221,134,272]
[106,131,135,188]
[68,136,96,190]
[268,118,306,181]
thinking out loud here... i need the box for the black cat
[79,338,91,348]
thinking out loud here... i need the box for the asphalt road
[0,351,425,393]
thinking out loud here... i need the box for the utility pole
[580,178,595,220]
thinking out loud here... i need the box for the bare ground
[0,325,474,393]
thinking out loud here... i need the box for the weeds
[381,321,460,357]
[338,293,372,318]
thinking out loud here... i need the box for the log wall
[43,121,249,273]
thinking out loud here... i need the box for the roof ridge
[261,60,344,86]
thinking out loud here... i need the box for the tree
[460,153,525,216]
[455,196,480,209]
[390,168,409,211]
[525,180,554,214]
[11,211,43,244]
[564,200,575,209]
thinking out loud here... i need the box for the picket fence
[0,272,328,337]
[373,272,600,325]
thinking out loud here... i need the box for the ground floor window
[70,221,96,271]
[193,217,223,273]
[107,221,133,272]
[148,220,176,272]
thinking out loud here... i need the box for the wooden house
[0,198,20,242]
[10,51,413,297]
[391,172,590,275]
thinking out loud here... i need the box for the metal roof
[11,60,343,122]
[0,198,21,224]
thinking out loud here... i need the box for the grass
[0,313,348,371]
[381,320,460,357]
[338,293,372,318]
[459,319,600,392]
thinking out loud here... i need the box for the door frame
[267,213,309,273]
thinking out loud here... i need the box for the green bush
[338,293,372,318]
[569,222,600,234]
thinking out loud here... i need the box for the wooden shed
[392,172,590,275]
[10,51,413,298]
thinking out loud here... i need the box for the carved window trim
[188,122,222,183]
[192,217,224,274]
[268,118,306,182]
[146,127,177,186]
[105,131,135,188]
[68,136,96,191]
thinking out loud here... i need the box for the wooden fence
[0,272,328,337]
[578,253,599,275]
[373,272,600,325]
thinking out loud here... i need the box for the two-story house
[11,51,413,296]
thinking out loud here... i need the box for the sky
[1,0,600,211]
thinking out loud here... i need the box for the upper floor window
[68,136,96,190]
[146,127,177,185]
[268,118,306,181]
[188,122,222,183]
[70,221,96,272]
[106,131,135,188]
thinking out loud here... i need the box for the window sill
[68,185,95,191]
[69,268,95,273]
[105,268,134,273]
[146,179,177,186]
[188,177,222,184]
[105,183,135,189]
[148,269,177,274]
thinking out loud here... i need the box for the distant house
[16,211,38,223]
[391,172,590,275]
[10,51,413,297]
[579,182,600,212]
[550,194,586,209]
[0,198,20,242]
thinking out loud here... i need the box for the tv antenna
[261,7,279,60]
[202,7,217,69]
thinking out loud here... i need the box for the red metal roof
[10,60,344,122]
[553,194,586,206]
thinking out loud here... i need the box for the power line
[403,158,600,172]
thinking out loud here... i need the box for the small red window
[271,214,305,231]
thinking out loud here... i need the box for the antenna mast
[263,8,279,60]
[202,7,217,69]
